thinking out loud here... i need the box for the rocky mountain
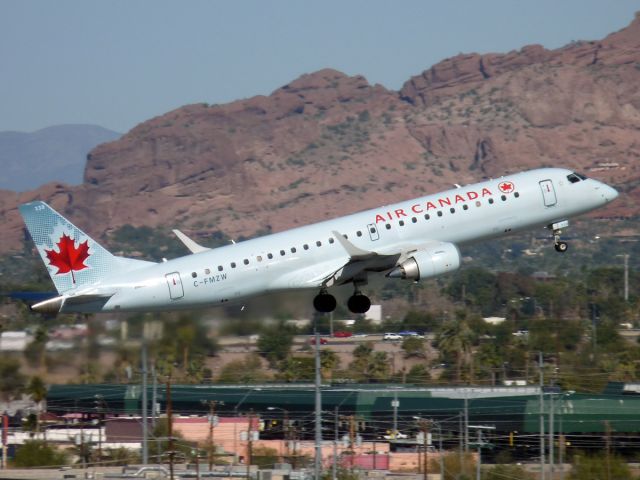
[0,125,121,192]
[1,14,639,255]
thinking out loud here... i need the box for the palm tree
[436,316,475,383]
[25,376,47,437]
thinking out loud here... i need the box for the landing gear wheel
[554,241,568,253]
[313,292,336,313]
[347,294,371,314]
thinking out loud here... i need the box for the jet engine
[387,242,461,281]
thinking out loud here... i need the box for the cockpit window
[567,173,582,183]
[576,172,588,180]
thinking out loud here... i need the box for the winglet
[331,230,376,260]
[172,229,211,254]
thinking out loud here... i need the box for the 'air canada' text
[374,188,494,224]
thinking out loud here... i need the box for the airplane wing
[173,229,211,254]
[272,231,401,290]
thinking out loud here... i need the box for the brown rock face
[2,16,640,254]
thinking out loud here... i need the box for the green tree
[251,445,279,468]
[278,357,314,382]
[431,451,476,480]
[402,337,427,359]
[218,354,270,383]
[405,364,431,384]
[482,464,534,480]
[436,315,475,383]
[0,357,25,402]
[25,376,47,434]
[568,452,633,480]
[12,440,67,467]
[24,326,48,371]
[257,322,294,367]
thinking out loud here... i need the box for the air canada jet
[19,168,618,315]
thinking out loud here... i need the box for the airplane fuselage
[68,167,616,313]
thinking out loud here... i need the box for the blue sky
[1,1,637,133]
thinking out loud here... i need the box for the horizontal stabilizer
[173,229,211,254]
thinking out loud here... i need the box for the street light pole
[314,316,323,480]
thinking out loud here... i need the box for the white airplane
[19,168,618,315]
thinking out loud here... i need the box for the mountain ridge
[1,14,639,255]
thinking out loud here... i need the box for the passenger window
[514,192,520,198]
[280,250,285,256]
[385,223,391,230]
[243,259,249,265]
[329,238,335,244]
[370,227,376,233]
[488,198,494,204]
[218,266,223,271]
[399,220,405,226]
[463,204,469,210]
[291,247,297,253]
[411,217,417,223]
[267,253,273,259]
[316,241,322,247]
[205,268,211,275]
[356,231,362,237]
[257,256,262,262]
[437,211,443,217]
[501,195,507,201]
[191,272,197,278]
[343,234,348,239]
[424,214,430,220]
[450,208,455,213]
[231,262,236,268]
[303,244,309,250]
[475,201,481,207]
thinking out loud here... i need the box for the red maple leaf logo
[45,233,90,284]
[499,181,514,193]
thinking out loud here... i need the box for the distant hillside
[0,124,121,191]
[1,14,639,255]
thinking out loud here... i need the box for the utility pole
[392,391,399,436]
[167,373,175,480]
[332,407,338,480]
[208,401,217,470]
[539,352,545,480]
[314,316,323,480]
[141,337,148,465]
[247,410,254,480]
[549,393,554,477]
[422,422,429,480]
[464,393,469,452]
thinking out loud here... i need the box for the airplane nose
[604,184,619,202]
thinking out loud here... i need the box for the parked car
[333,331,353,338]
[383,333,402,341]
[309,337,328,345]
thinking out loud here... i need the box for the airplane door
[367,223,380,241]
[539,180,557,207]
[165,272,184,300]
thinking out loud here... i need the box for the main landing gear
[549,220,569,253]
[313,289,372,314]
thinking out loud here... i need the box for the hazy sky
[1,1,638,133]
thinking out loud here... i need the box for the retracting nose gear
[549,220,569,253]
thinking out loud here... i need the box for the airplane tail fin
[19,201,135,294]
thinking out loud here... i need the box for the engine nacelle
[387,242,461,281]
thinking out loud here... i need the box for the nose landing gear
[549,220,569,253]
